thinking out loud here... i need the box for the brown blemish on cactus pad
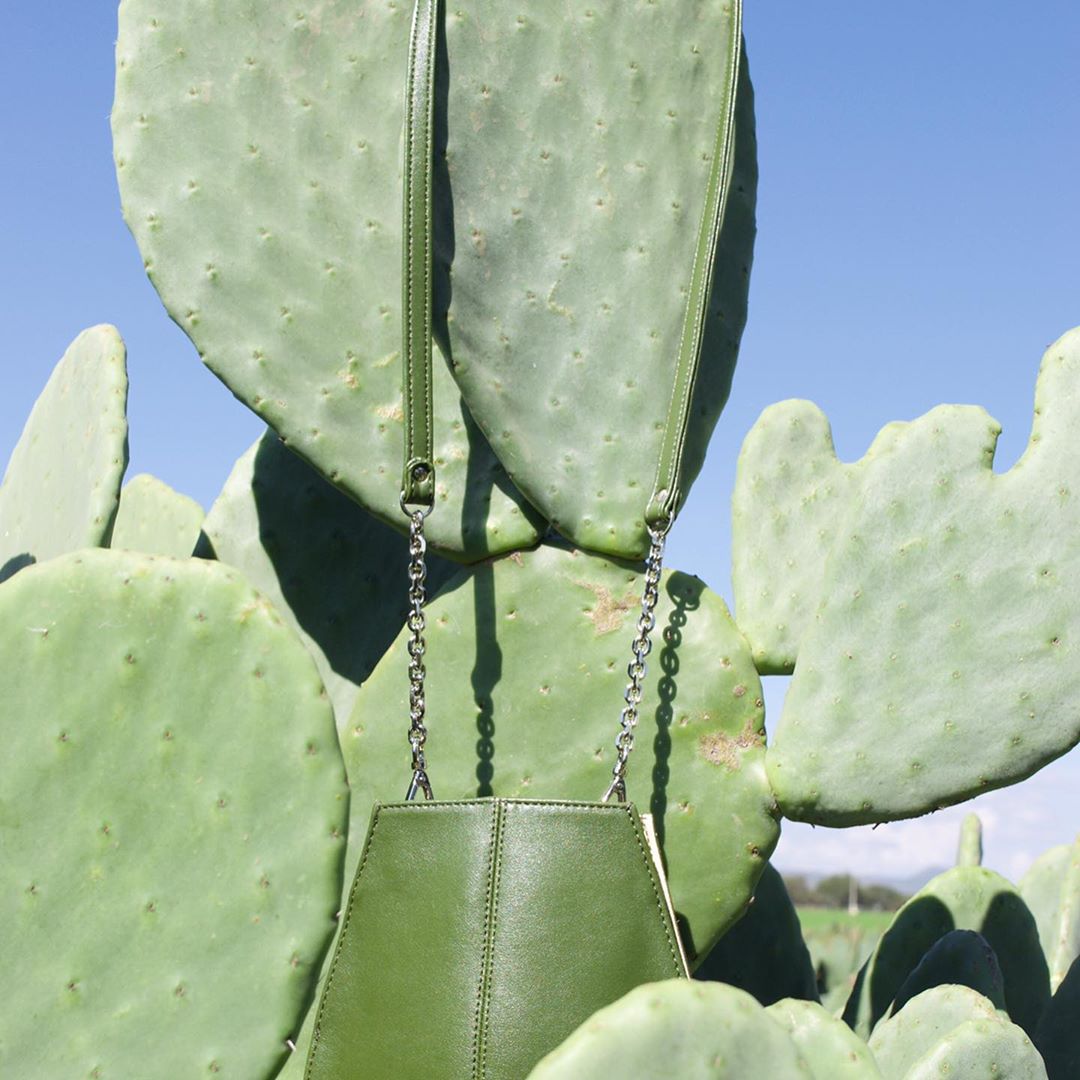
[578,581,637,635]
[698,719,763,771]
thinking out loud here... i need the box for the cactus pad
[111,473,203,557]
[889,929,1006,1015]
[0,325,127,583]
[843,866,1049,1040]
[765,999,882,1080]
[347,543,778,960]
[199,432,456,726]
[694,862,818,1005]
[731,402,906,673]
[0,549,348,1078]
[903,1017,1048,1080]
[868,986,1040,1080]
[444,46,756,558]
[526,981,814,1079]
[112,0,544,560]
[1019,836,1080,992]
[762,328,1080,824]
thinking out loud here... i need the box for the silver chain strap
[603,525,667,803]
[403,503,434,801]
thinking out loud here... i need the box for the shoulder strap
[400,0,439,509]
[644,0,743,532]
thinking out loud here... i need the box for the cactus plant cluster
[529,818,1080,1079]
[4,0,1080,1077]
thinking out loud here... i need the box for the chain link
[404,504,434,800]
[604,525,667,802]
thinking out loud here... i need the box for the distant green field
[796,907,894,936]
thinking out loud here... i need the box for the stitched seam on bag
[471,800,502,1080]
[304,808,385,1078]
[623,806,684,977]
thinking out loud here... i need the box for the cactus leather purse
[303,1,741,1077]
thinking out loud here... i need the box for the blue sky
[3,4,1079,885]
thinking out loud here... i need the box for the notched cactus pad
[200,431,456,726]
[762,328,1080,824]
[0,550,348,1078]
[527,981,814,1079]
[348,543,778,962]
[110,472,204,557]
[765,999,882,1080]
[0,325,128,583]
[112,0,544,560]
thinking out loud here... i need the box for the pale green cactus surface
[869,986,1046,1080]
[0,325,128,584]
[902,1018,1049,1080]
[1020,835,1080,993]
[0,549,348,1078]
[110,472,204,557]
[957,811,984,867]
[761,328,1080,824]
[844,866,1049,1040]
[765,999,882,1080]
[444,47,756,559]
[112,0,546,560]
[199,431,456,726]
[526,981,814,1079]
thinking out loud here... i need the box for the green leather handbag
[304,0,742,1076]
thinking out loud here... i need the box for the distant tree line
[783,873,908,912]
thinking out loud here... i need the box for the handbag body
[304,799,685,1079]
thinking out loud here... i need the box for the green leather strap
[400,0,438,508]
[644,0,743,532]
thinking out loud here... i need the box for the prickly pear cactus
[843,866,1049,1039]
[957,812,983,867]
[445,48,757,558]
[112,0,546,560]
[731,403,907,673]
[869,986,1046,1080]
[761,328,1080,824]
[110,473,203,557]
[1019,835,1080,992]
[765,999,882,1080]
[199,431,456,725]
[526,981,815,1079]
[0,325,128,583]
[0,549,348,1078]
[889,929,1006,1015]
[902,1017,1048,1080]
[694,862,818,1006]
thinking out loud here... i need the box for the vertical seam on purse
[624,807,685,977]
[472,799,504,1079]
[303,808,385,1078]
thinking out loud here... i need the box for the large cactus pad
[759,328,1080,824]
[0,325,128,583]
[113,0,544,560]
[0,550,348,1078]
